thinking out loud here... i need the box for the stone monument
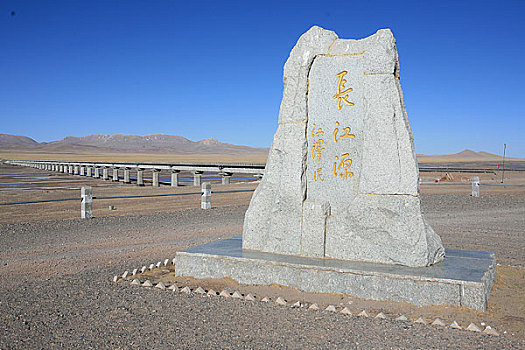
[175,27,496,311]
[242,26,444,267]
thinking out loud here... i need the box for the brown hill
[0,133,269,157]
[1,134,521,163]
[417,149,522,163]
[0,134,39,148]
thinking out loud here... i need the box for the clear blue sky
[1,0,524,157]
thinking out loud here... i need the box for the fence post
[201,182,211,209]
[81,186,93,219]
[471,176,480,197]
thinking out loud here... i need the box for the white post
[201,182,211,209]
[81,186,93,219]
[471,176,480,197]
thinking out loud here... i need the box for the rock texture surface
[243,26,444,267]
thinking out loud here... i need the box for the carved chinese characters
[307,56,364,213]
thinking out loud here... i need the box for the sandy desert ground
[1,161,524,349]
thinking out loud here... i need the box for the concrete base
[175,237,496,311]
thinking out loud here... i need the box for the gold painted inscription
[313,168,324,182]
[333,71,355,110]
[311,70,357,182]
[333,153,354,180]
[333,121,355,143]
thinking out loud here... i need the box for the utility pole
[501,143,507,183]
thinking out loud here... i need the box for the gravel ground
[1,195,524,348]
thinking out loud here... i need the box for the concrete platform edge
[174,238,496,311]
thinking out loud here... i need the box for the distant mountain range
[0,133,521,162]
[0,133,268,156]
[417,149,522,162]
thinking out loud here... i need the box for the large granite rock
[242,26,445,267]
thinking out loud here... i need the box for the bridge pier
[220,172,232,185]
[94,167,100,178]
[80,166,85,176]
[112,168,119,182]
[123,168,131,184]
[68,165,74,174]
[171,170,180,187]
[136,169,144,186]
[86,167,92,177]
[193,171,203,187]
[102,168,109,180]
[152,169,160,187]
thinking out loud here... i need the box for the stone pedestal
[175,237,496,312]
